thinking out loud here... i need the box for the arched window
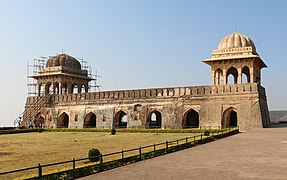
[73,84,78,94]
[242,66,250,83]
[54,82,60,94]
[183,109,199,128]
[58,112,69,128]
[226,67,238,84]
[222,108,238,128]
[81,85,86,93]
[113,110,127,128]
[84,112,96,128]
[147,111,162,128]
[45,82,52,95]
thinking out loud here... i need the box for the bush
[38,128,43,133]
[204,131,210,136]
[88,148,101,162]
[111,128,116,135]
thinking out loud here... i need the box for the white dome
[217,32,256,51]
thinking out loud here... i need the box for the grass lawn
[0,131,200,178]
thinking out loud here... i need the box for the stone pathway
[79,127,287,180]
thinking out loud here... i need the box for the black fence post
[38,163,42,180]
[73,158,76,179]
[139,146,142,160]
[185,137,188,144]
[121,149,124,166]
[176,139,179,150]
[165,141,168,154]
[153,143,156,157]
[99,154,103,172]
[201,134,203,141]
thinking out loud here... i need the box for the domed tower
[203,32,267,85]
[32,54,93,95]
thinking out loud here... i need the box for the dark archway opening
[114,111,127,128]
[183,109,199,128]
[58,113,69,128]
[147,111,162,128]
[230,110,238,127]
[84,112,96,128]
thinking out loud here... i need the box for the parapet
[26,83,265,105]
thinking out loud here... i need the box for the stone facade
[23,32,271,132]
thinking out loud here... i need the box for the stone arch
[226,67,238,84]
[84,112,96,128]
[183,109,199,128]
[45,82,52,95]
[222,108,238,128]
[72,84,78,94]
[214,68,223,85]
[113,110,127,128]
[242,66,250,83]
[34,112,45,128]
[147,110,162,128]
[58,112,69,128]
[54,82,60,94]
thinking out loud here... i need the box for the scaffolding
[26,54,101,96]
[14,53,102,127]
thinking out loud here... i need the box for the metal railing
[0,127,238,179]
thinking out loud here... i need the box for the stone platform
[79,126,287,180]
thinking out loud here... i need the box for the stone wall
[24,83,269,131]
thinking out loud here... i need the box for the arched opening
[37,83,45,96]
[113,110,127,128]
[45,82,52,95]
[34,112,44,128]
[222,108,238,128]
[54,82,60,94]
[226,67,238,84]
[147,111,162,128]
[183,109,199,128]
[73,84,78,94]
[242,66,250,83]
[214,68,223,85]
[230,111,238,127]
[81,85,86,93]
[58,112,69,128]
[84,112,96,128]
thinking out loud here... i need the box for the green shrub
[38,128,43,133]
[88,148,101,162]
[111,128,116,135]
[204,130,210,136]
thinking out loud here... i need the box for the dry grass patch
[0,131,198,173]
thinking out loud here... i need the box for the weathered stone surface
[23,32,270,132]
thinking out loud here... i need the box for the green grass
[0,131,199,174]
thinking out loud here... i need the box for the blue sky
[0,0,286,126]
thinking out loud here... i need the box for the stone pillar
[68,83,73,94]
[223,69,227,85]
[78,86,82,93]
[85,84,89,93]
[238,68,242,84]
[212,70,215,85]
[250,67,254,83]
[37,83,41,96]
[59,82,62,95]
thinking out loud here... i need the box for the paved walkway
[79,127,287,180]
